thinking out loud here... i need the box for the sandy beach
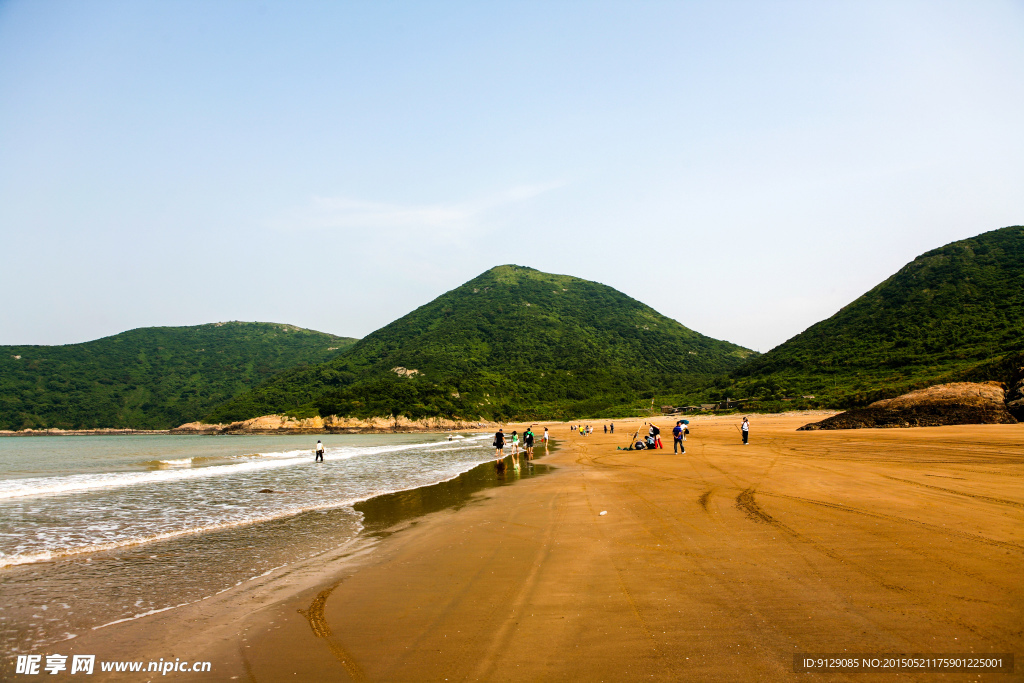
[50,414,1023,681]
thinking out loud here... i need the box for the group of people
[313,416,752,466]
[568,423,615,436]
[492,425,548,470]
[628,416,750,452]
[634,422,664,450]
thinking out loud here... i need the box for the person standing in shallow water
[523,426,535,461]
[493,428,506,463]
[315,440,325,462]
[741,417,750,445]
[510,431,520,470]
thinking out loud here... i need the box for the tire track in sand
[567,441,660,650]
[583,459,820,665]
[880,475,1024,509]
[297,580,367,682]
[465,474,570,681]
[760,491,1024,552]
[732,487,1016,647]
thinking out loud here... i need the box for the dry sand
[60,414,1023,681]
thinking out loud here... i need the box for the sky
[1,0,1022,352]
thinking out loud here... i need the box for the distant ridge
[18,224,1017,428]
[207,265,756,422]
[0,322,356,430]
[729,225,1024,406]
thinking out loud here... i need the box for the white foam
[91,602,192,630]
[0,456,310,500]
[0,499,367,568]
[0,435,489,501]
[156,458,193,467]
[0,434,496,569]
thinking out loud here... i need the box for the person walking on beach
[510,431,520,469]
[672,421,685,454]
[524,426,535,461]
[493,428,506,462]
[741,417,750,445]
[610,423,614,434]
[315,440,325,462]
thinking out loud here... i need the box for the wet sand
[57,415,1022,681]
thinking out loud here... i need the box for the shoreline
[354,443,557,538]
[31,416,1022,680]
[0,410,841,437]
[0,436,559,661]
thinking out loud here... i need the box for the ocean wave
[155,458,193,467]
[0,503,367,569]
[0,451,493,567]
[0,435,490,501]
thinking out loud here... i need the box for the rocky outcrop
[169,422,229,435]
[798,382,1017,431]
[172,414,493,435]
[866,382,1006,410]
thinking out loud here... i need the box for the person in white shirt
[741,417,749,445]
[315,440,325,462]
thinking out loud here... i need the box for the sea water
[0,432,498,652]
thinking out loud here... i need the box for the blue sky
[1,0,1022,351]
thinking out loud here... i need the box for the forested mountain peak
[207,266,755,422]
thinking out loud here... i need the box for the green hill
[0,322,357,430]
[726,225,1024,408]
[207,265,755,422]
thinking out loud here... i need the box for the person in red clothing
[650,423,663,449]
